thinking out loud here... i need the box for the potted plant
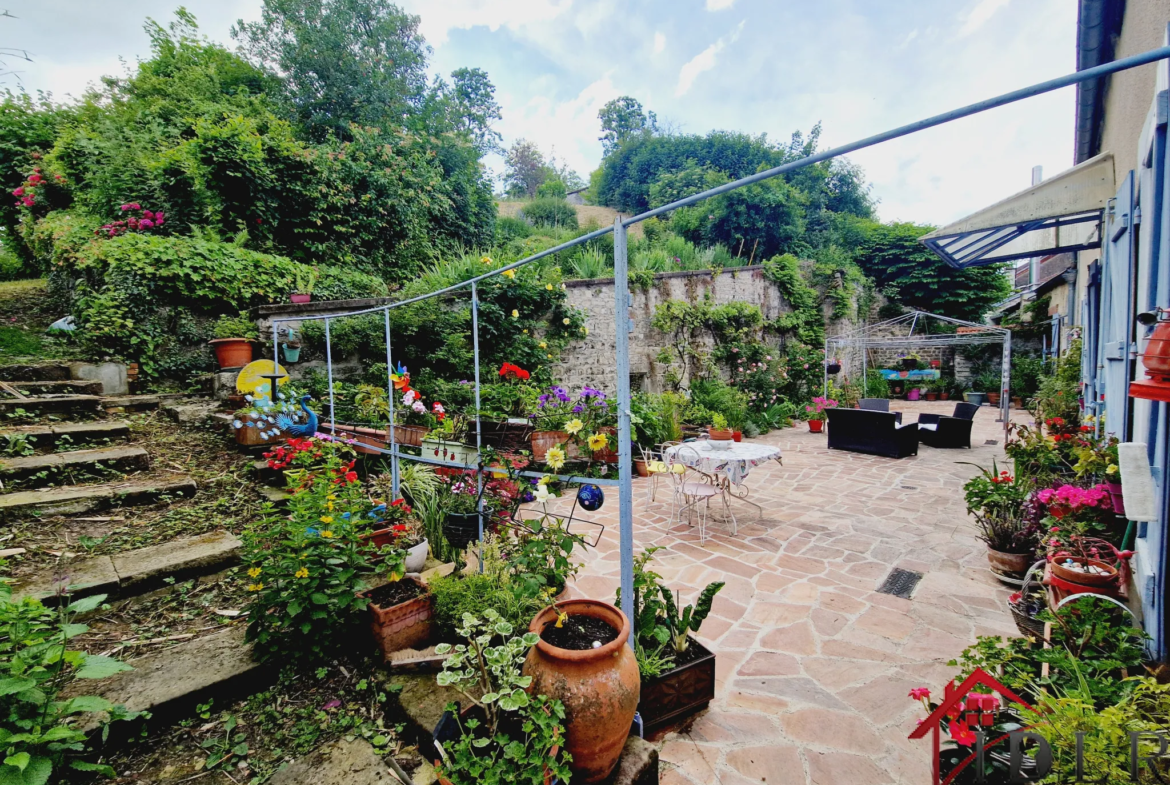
[825,357,842,375]
[708,412,734,442]
[364,572,434,659]
[900,352,921,371]
[805,396,836,433]
[432,610,572,785]
[962,462,1037,577]
[923,379,939,402]
[440,475,487,552]
[278,326,302,363]
[523,599,640,783]
[478,364,537,450]
[290,267,318,304]
[209,312,258,369]
[422,413,479,467]
[616,548,724,731]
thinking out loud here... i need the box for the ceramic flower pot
[732,430,743,442]
[359,528,394,552]
[987,392,1001,406]
[290,293,311,304]
[364,576,433,660]
[808,419,824,433]
[209,338,253,369]
[531,430,570,461]
[966,392,987,406]
[940,392,950,401]
[523,600,640,784]
[634,458,650,478]
[925,392,938,401]
[1050,557,1118,588]
[907,388,921,401]
[1104,481,1125,515]
[405,539,429,573]
[708,428,734,441]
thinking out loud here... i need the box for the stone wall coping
[252,296,398,319]
[563,264,767,289]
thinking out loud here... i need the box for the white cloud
[896,28,919,51]
[959,0,1012,37]
[705,0,737,10]
[675,21,743,97]
[402,0,574,45]
[653,32,666,55]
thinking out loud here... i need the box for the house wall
[1099,0,1170,177]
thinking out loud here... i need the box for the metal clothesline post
[471,281,485,575]
[384,309,398,497]
[325,318,336,435]
[613,217,635,648]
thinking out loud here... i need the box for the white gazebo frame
[824,311,1012,441]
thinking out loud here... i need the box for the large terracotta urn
[523,600,640,784]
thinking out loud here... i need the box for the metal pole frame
[260,43,1170,648]
[471,281,485,574]
[325,318,336,435]
[384,309,398,497]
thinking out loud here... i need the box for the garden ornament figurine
[277,395,319,439]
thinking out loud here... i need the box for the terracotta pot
[808,419,824,433]
[986,547,1031,575]
[1141,320,1170,379]
[634,458,650,478]
[925,392,938,401]
[364,575,433,660]
[732,430,743,442]
[290,293,311,304]
[209,338,253,369]
[1104,481,1125,515]
[930,360,941,369]
[392,424,429,448]
[359,528,394,552]
[987,392,1001,406]
[1050,557,1118,588]
[708,428,734,441]
[531,430,570,461]
[589,426,619,463]
[523,600,640,784]
[940,392,950,401]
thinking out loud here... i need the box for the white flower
[412,400,426,413]
[533,484,554,506]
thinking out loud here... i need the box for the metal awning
[920,152,1115,268]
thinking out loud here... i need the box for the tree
[598,96,656,156]
[671,176,806,261]
[504,139,548,198]
[448,67,501,154]
[851,219,1011,321]
[232,0,430,141]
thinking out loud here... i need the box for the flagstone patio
[556,401,1031,785]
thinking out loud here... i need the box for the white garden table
[664,440,782,526]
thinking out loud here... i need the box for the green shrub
[211,312,258,340]
[313,266,389,301]
[495,215,535,244]
[428,572,543,640]
[519,198,578,230]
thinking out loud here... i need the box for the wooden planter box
[638,637,715,731]
[364,575,434,661]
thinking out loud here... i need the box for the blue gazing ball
[577,484,604,512]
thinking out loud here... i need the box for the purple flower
[572,404,584,413]
[581,386,603,399]
[551,385,570,403]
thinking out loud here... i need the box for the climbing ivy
[761,253,824,346]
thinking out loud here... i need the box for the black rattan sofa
[916,402,980,449]
[826,408,919,458]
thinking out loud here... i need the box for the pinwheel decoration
[390,362,411,393]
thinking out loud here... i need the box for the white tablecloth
[665,441,782,485]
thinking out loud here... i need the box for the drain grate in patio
[876,568,923,599]
[984,439,999,445]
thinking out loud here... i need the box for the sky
[8,0,1079,227]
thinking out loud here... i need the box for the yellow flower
[562,318,570,325]
[546,445,566,471]
[481,255,493,265]
[538,475,552,485]
[326,494,337,501]
[561,283,567,290]
[547,353,553,359]
[320,515,334,524]
[580,327,588,335]
[555,610,568,628]
[522,328,529,334]
[539,341,547,348]
[247,582,264,592]
[587,433,608,451]
[564,418,584,435]
[295,567,309,579]
[247,567,262,579]
[512,309,519,319]
[546,284,554,291]
[321,530,334,539]
[502,269,515,279]
[326,501,334,511]
[1107,464,1119,475]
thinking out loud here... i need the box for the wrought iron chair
[666,444,725,544]
[638,442,683,508]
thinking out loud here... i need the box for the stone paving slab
[16,530,239,602]
[0,394,102,416]
[0,476,196,519]
[267,739,400,785]
[0,445,149,484]
[553,401,1028,785]
[73,626,264,732]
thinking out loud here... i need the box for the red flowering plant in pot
[804,396,837,433]
[961,460,1040,577]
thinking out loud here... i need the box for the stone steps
[0,420,131,452]
[101,394,163,413]
[0,394,102,417]
[0,476,196,519]
[10,379,104,396]
[70,625,268,736]
[0,362,71,382]
[0,445,149,487]
[14,530,242,603]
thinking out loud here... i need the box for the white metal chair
[666,444,723,544]
[639,441,682,508]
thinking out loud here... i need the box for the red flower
[498,362,530,381]
[949,720,976,747]
[344,470,358,483]
[391,498,405,507]
[908,688,931,701]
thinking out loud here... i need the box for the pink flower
[12,187,22,196]
[129,203,140,210]
[140,219,154,229]
[142,210,154,219]
[949,721,976,747]
[120,204,131,211]
[908,688,931,701]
